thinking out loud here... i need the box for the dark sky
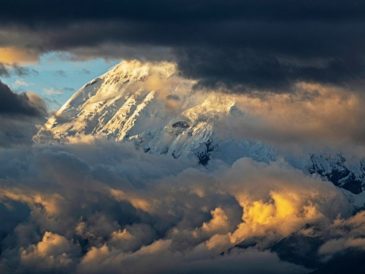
[1,0,365,90]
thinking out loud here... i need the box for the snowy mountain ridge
[34,60,254,162]
[34,60,365,194]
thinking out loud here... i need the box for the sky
[1,52,118,110]
[1,1,365,274]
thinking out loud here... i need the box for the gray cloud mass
[1,0,365,90]
[0,141,363,274]
[0,80,47,147]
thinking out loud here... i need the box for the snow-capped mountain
[34,60,274,163]
[34,60,365,194]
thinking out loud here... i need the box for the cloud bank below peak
[0,142,358,274]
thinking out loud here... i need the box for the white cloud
[44,88,64,95]
[14,79,31,88]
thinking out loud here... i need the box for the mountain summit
[34,60,243,162]
[34,60,365,194]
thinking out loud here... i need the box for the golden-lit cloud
[0,47,38,64]
[0,142,358,274]
[0,188,64,216]
[213,82,365,151]
[109,188,152,212]
[230,191,321,244]
[20,231,75,270]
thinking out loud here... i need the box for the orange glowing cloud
[0,47,38,64]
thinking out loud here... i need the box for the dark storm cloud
[0,80,47,147]
[0,80,43,116]
[1,0,364,23]
[1,0,365,90]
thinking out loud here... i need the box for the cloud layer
[214,82,365,150]
[0,141,362,274]
[1,0,365,90]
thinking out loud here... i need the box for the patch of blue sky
[1,52,119,110]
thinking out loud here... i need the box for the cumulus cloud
[0,141,360,273]
[20,231,77,271]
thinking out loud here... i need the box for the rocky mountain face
[308,154,365,194]
[34,60,365,194]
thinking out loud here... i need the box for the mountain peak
[33,61,365,194]
[109,60,177,80]
[33,60,235,162]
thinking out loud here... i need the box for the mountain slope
[34,60,365,194]
[34,60,273,163]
